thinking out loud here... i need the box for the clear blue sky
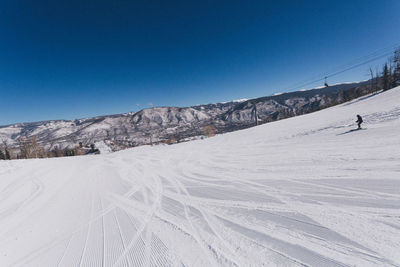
[1,0,399,125]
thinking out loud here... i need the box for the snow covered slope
[0,87,399,266]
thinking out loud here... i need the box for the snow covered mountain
[0,81,371,151]
[0,86,399,266]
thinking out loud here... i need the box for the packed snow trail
[1,87,400,266]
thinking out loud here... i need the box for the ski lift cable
[288,51,393,91]
[282,47,398,92]
[294,42,400,88]
[326,51,394,78]
[288,51,386,88]
[328,42,400,70]
[281,42,400,92]
[286,48,396,90]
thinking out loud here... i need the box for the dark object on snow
[85,143,100,154]
[356,114,363,129]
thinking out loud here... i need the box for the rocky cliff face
[0,81,372,151]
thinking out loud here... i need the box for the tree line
[370,48,400,92]
[0,137,99,160]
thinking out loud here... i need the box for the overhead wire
[291,42,400,88]
[280,42,400,92]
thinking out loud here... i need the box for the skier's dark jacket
[356,115,363,123]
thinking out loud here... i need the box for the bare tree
[18,136,45,159]
[203,125,215,137]
[2,140,12,160]
[369,67,375,93]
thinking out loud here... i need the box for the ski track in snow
[1,88,400,266]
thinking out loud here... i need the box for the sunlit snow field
[1,87,400,266]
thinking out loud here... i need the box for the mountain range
[0,80,373,151]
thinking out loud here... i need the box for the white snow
[219,99,248,104]
[1,87,400,266]
[232,98,249,103]
[94,141,113,154]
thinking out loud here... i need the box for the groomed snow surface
[1,87,400,267]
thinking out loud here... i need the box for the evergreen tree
[392,48,400,88]
[0,150,5,160]
[383,63,390,91]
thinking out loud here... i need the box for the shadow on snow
[337,128,367,136]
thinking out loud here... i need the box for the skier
[356,114,363,129]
